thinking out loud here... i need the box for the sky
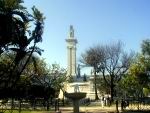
[24,0,150,70]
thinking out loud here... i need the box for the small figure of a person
[104,96,106,106]
[69,25,74,37]
[101,96,104,108]
[107,96,111,107]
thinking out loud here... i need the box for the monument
[66,25,77,77]
[59,25,100,101]
[64,26,87,113]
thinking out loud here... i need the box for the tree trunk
[46,100,49,111]
[11,98,14,113]
[110,75,114,102]
[94,68,99,100]
[10,43,36,89]
[19,99,22,113]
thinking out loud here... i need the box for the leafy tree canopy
[0,0,45,88]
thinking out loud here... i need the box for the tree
[81,41,134,101]
[141,39,150,56]
[22,56,50,78]
[0,52,68,107]
[80,45,105,100]
[49,63,67,92]
[97,76,110,95]
[0,53,50,97]
[118,53,150,99]
[0,0,45,89]
[100,41,134,101]
[143,88,150,97]
[0,53,60,111]
[118,74,141,98]
[117,39,150,99]
[141,39,150,71]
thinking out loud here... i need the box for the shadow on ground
[122,110,150,113]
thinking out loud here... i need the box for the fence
[121,97,150,111]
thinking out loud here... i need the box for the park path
[52,106,118,113]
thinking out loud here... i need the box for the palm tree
[0,0,45,89]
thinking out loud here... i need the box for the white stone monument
[66,25,77,77]
[59,26,100,100]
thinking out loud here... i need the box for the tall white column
[66,25,77,77]
[72,47,76,76]
[67,47,71,76]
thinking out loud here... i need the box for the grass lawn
[0,110,53,113]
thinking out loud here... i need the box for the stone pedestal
[73,99,79,113]
[55,111,61,113]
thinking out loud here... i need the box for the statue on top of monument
[69,25,74,38]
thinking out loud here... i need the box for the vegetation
[0,52,67,112]
[80,45,104,100]
[1,1,150,112]
[97,76,110,95]
[0,0,67,112]
[118,39,150,99]
[0,0,45,92]
[81,41,134,101]
[48,63,67,92]
[100,41,134,101]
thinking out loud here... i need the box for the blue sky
[24,0,150,69]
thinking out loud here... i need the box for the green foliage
[0,0,25,10]
[143,88,150,97]
[118,74,142,98]
[0,52,67,99]
[141,39,150,56]
[0,0,45,89]
[0,53,58,99]
[129,54,146,75]
[117,40,150,98]
[49,63,67,91]
[23,57,49,77]
[118,54,150,98]
[97,76,110,94]
[128,54,150,86]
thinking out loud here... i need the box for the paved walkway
[52,106,119,113]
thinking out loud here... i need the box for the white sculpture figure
[74,84,80,92]
[70,25,74,37]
